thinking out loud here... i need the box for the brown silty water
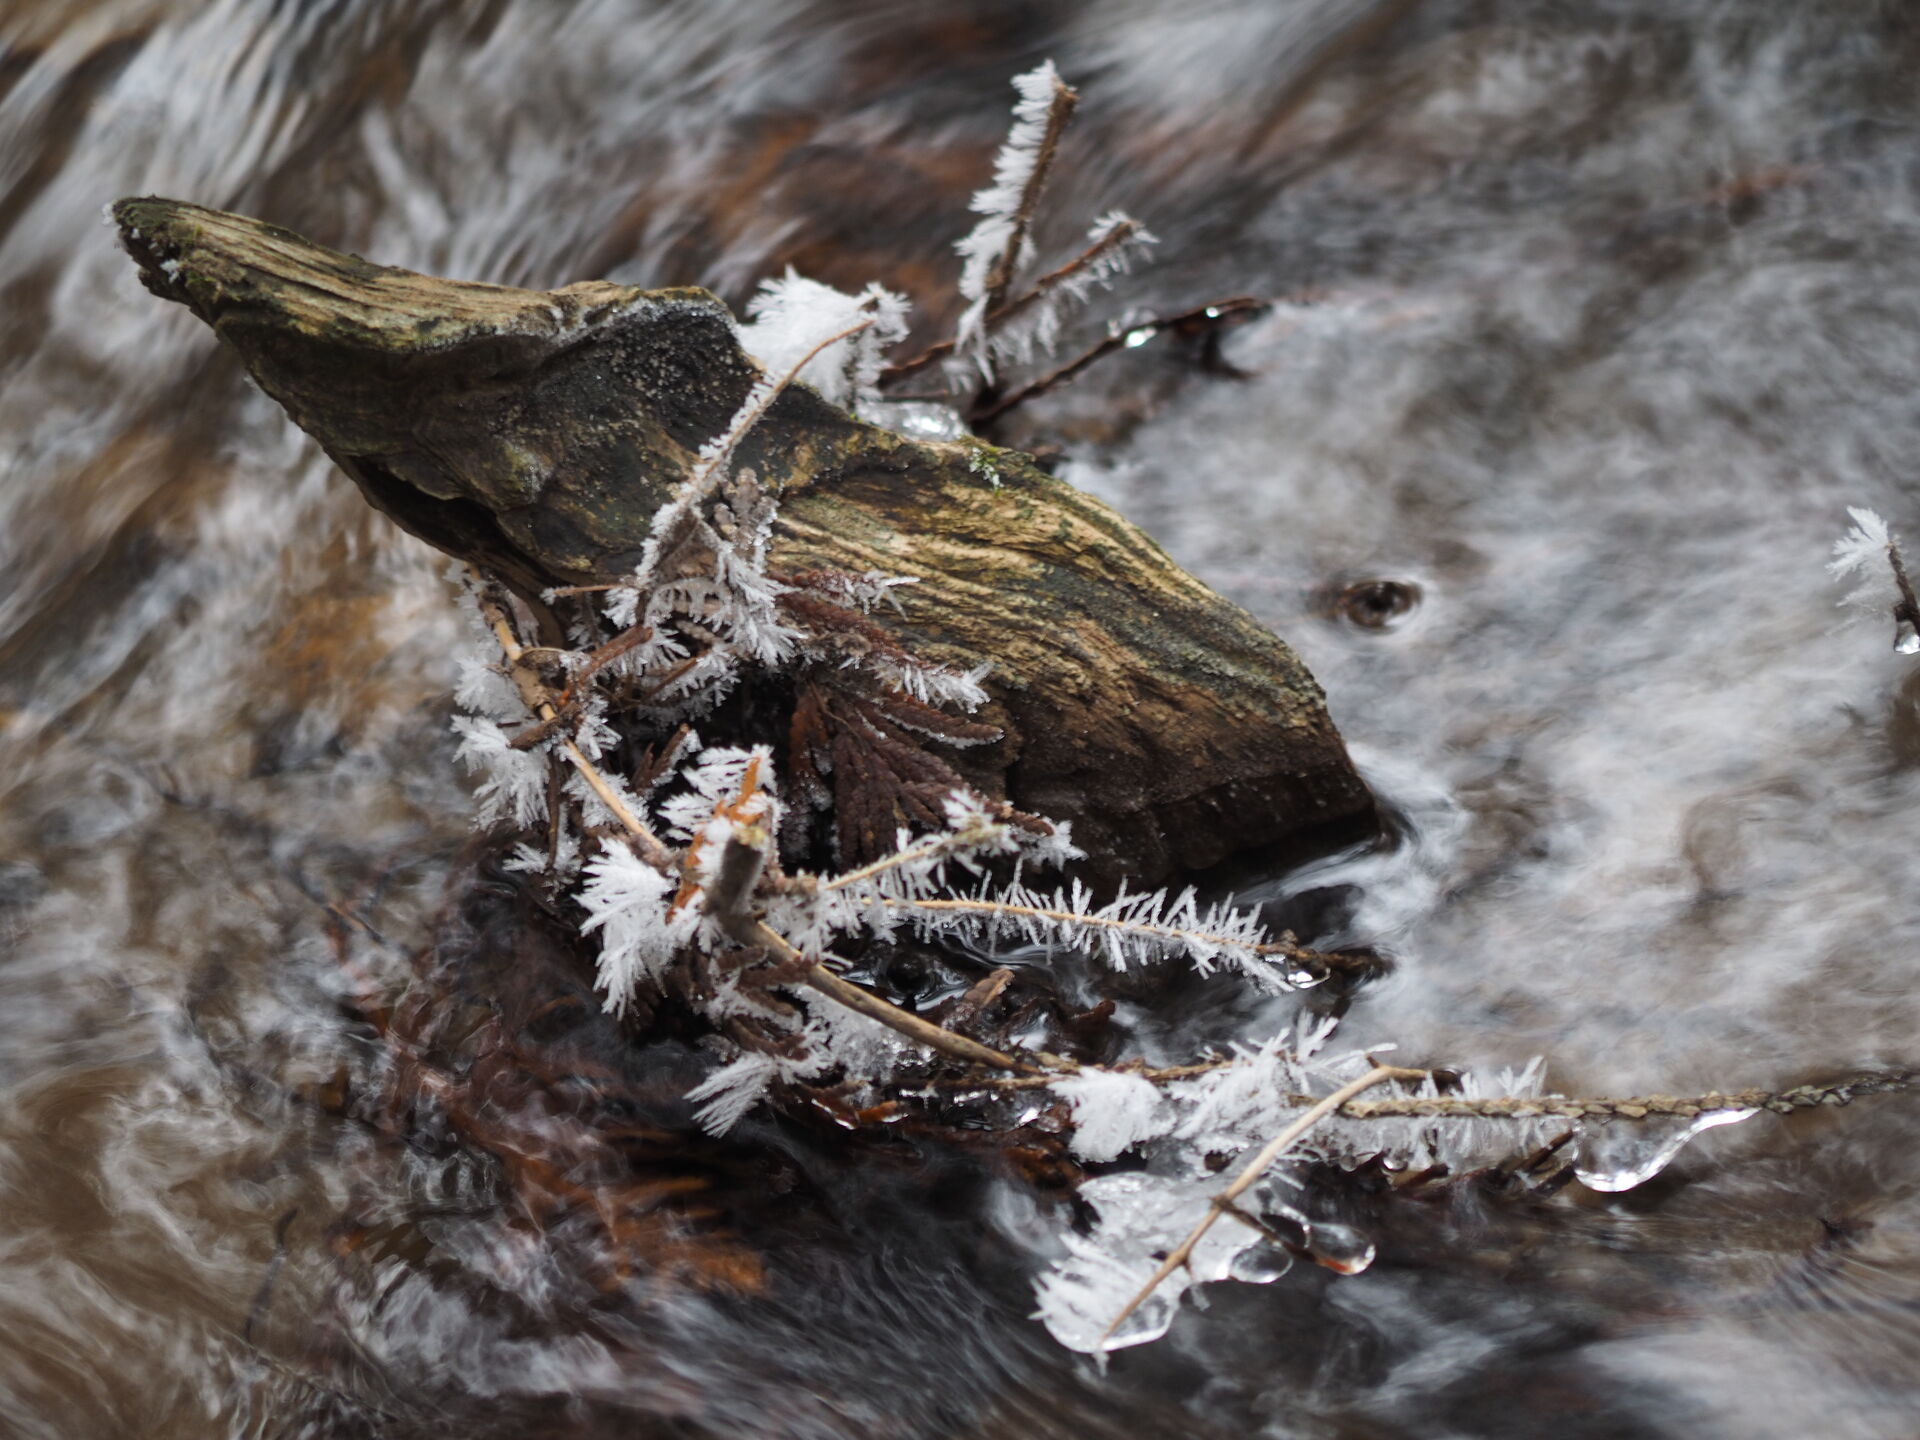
[5,2,1920,1436]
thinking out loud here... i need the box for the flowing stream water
[5,2,1920,1436]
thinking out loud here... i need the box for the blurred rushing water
[6,1,1920,1436]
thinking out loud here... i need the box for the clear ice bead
[1574,1108,1757,1193]
[1228,1244,1295,1284]
[1304,1220,1376,1275]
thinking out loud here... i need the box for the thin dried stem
[1101,1064,1424,1344]
[972,297,1266,425]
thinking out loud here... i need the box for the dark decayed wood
[113,196,1375,883]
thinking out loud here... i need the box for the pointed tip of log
[110,195,676,358]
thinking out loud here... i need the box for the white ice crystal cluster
[735,269,911,417]
[1829,507,1896,613]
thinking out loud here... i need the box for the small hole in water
[1338,578,1422,630]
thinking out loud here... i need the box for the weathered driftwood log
[113,197,1374,883]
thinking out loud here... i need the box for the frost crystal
[736,270,910,412]
[686,1052,780,1136]
[575,843,683,1015]
[451,716,549,828]
[1053,1068,1172,1162]
[1829,505,1902,616]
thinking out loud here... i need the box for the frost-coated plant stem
[475,585,671,866]
[1334,1070,1920,1119]
[981,71,1077,315]
[746,920,1050,1076]
[1102,1064,1427,1344]
[880,894,1316,966]
[978,1061,1919,1116]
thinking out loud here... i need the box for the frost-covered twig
[989,216,1152,331]
[1335,1069,1920,1119]
[1101,1063,1424,1344]
[820,803,1016,893]
[630,316,880,593]
[745,917,1050,1076]
[891,215,1160,390]
[473,582,670,867]
[1830,505,1920,651]
[976,1065,1920,1116]
[959,62,1079,331]
[875,879,1315,989]
[969,213,1157,374]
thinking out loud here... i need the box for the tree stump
[113,197,1375,884]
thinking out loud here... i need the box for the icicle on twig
[1100,1064,1426,1345]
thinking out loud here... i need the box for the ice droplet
[1123,327,1156,348]
[1286,964,1328,989]
[1102,1291,1177,1350]
[1228,1244,1294,1284]
[1304,1220,1376,1275]
[1896,616,1920,655]
[1574,1108,1758,1193]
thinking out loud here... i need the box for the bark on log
[112,197,1375,884]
